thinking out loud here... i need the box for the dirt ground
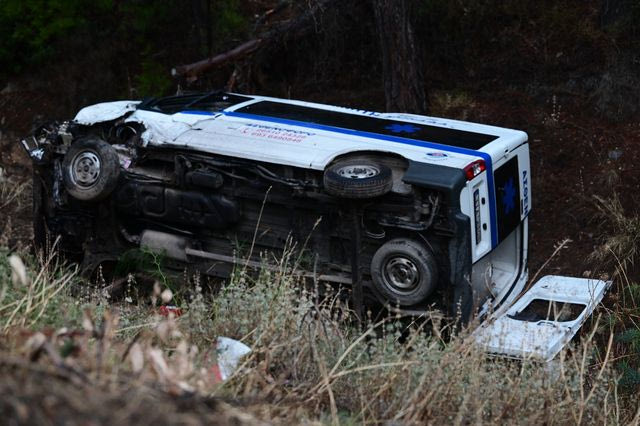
[470,90,638,278]
[0,361,266,426]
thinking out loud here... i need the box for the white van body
[25,92,605,360]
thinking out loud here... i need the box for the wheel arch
[323,150,410,170]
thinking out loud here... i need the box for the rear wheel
[370,238,438,307]
[323,158,393,199]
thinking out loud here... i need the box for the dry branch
[171,0,339,81]
[171,39,263,81]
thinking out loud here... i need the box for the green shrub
[0,0,113,79]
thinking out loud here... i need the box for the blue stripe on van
[178,110,216,115]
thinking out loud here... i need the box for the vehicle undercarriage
[26,119,455,314]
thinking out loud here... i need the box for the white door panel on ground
[473,275,610,361]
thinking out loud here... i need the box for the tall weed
[592,194,640,393]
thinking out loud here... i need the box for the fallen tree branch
[171,39,263,81]
[171,0,339,81]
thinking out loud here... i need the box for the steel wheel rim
[336,164,380,179]
[382,256,420,294]
[70,150,101,188]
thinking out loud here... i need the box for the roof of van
[75,92,528,170]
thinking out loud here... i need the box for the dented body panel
[74,101,140,125]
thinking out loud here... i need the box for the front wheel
[62,137,120,201]
[370,238,438,307]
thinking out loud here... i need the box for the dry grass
[0,172,31,250]
[0,248,78,331]
[197,274,629,424]
[0,248,634,424]
[592,194,640,273]
[0,173,639,425]
[589,193,640,396]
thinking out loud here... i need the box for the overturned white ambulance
[23,92,608,360]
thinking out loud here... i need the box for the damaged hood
[74,101,140,125]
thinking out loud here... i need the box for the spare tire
[370,238,438,307]
[323,158,393,199]
[62,137,120,201]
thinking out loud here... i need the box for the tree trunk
[372,0,427,114]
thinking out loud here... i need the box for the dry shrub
[0,172,31,249]
[0,248,79,331]
[592,194,640,272]
[588,194,640,394]
[1,261,628,425]
[0,174,636,423]
[2,240,637,424]
[210,267,625,424]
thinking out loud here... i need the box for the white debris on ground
[216,337,252,381]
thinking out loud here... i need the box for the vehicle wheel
[323,158,393,199]
[62,137,120,201]
[370,238,438,307]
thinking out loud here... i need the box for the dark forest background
[1,0,639,121]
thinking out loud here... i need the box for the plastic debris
[158,305,183,317]
[211,337,251,382]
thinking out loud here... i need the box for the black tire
[323,158,393,199]
[370,238,438,307]
[62,137,120,201]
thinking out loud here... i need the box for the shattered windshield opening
[508,299,586,322]
[138,92,252,115]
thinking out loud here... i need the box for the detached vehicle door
[473,275,610,361]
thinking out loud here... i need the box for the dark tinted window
[494,156,521,243]
[235,101,498,150]
[139,92,252,115]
